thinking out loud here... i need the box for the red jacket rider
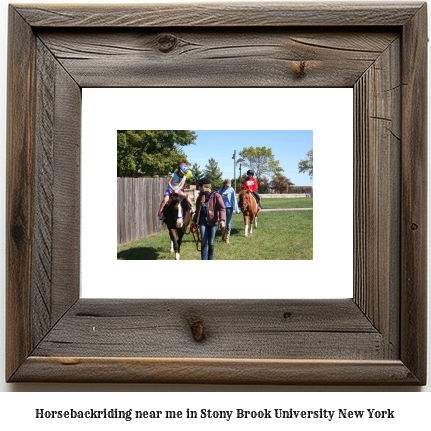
[242,170,262,209]
[243,176,258,192]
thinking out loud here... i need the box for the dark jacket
[193,191,226,225]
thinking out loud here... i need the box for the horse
[238,189,259,237]
[162,193,191,260]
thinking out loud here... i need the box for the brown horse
[162,193,191,259]
[238,189,259,237]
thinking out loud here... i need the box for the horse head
[173,195,190,229]
[239,189,251,212]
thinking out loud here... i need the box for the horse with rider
[238,169,262,237]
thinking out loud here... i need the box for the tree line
[117,130,313,193]
[117,130,196,177]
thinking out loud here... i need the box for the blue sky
[183,130,313,186]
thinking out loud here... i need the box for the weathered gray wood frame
[6,2,427,384]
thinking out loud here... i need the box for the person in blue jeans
[192,177,226,260]
[218,178,239,243]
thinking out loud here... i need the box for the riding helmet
[178,163,189,174]
[247,169,254,176]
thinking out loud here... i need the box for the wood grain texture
[32,40,56,347]
[117,178,167,246]
[400,3,428,384]
[50,48,81,325]
[6,2,427,385]
[353,38,401,359]
[37,29,398,88]
[12,357,420,385]
[32,299,383,359]
[31,39,81,348]
[6,7,36,381]
[15,2,423,27]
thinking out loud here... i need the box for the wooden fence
[117,177,167,246]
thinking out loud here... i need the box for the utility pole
[239,163,242,192]
[232,150,236,192]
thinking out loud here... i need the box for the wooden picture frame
[6,2,427,385]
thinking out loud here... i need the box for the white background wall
[0,0,430,423]
[81,87,353,299]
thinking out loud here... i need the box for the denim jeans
[225,206,233,231]
[199,218,217,260]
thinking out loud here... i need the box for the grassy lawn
[261,197,313,209]
[117,207,313,260]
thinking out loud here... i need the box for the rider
[242,169,263,209]
[158,163,195,220]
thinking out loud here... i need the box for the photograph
[116,130,314,261]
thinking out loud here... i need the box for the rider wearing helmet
[158,163,196,220]
[242,169,263,209]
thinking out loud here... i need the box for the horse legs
[168,229,180,259]
[249,213,254,234]
[255,213,258,228]
[176,229,184,260]
[244,213,249,237]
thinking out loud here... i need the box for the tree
[236,173,247,192]
[203,157,223,188]
[270,174,294,194]
[117,130,197,177]
[237,146,284,181]
[258,177,270,194]
[298,149,313,178]
[189,162,205,186]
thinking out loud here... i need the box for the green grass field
[261,197,313,209]
[118,198,313,260]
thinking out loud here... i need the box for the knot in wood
[11,222,26,245]
[157,34,179,53]
[294,61,307,79]
[411,223,419,231]
[186,315,206,342]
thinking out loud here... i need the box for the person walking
[218,178,239,243]
[192,177,226,260]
